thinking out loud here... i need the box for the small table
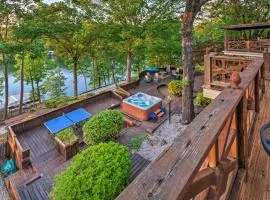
[43,108,92,135]
[145,67,159,73]
[260,123,270,156]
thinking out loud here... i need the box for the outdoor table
[43,108,92,135]
[260,123,270,156]
[145,67,159,73]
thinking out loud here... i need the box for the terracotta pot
[231,72,241,88]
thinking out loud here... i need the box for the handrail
[204,54,252,88]
[225,39,270,52]
[116,58,264,200]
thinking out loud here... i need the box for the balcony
[117,55,270,199]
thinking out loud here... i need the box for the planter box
[55,137,79,161]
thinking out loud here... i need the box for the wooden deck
[231,80,270,200]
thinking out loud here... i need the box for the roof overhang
[223,22,270,31]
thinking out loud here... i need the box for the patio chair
[166,65,171,73]
[153,72,159,83]
[144,73,152,83]
[172,68,181,79]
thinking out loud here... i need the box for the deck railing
[204,54,253,89]
[225,39,270,52]
[7,126,30,170]
[116,58,265,200]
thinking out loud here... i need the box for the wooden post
[263,47,270,80]
[236,97,249,181]
[254,73,260,113]
[224,30,228,50]
[209,141,219,168]
[204,54,212,88]
[261,64,266,94]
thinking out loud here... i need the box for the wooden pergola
[223,22,270,52]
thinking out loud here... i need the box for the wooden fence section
[225,39,270,52]
[204,55,253,89]
[7,126,30,170]
[116,58,264,200]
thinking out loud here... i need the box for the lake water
[0,68,122,108]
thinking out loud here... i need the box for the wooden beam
[254,73,260,113]
[236,97,249,181]
[184,168,215,200]
[204,54,211,87]
[209,141,219,168]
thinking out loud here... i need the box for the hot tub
[122,92,162,120]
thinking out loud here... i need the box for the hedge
[50,142,131,200]
[168,80,183,97]
[83,110,124,145]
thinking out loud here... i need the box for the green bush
[195,92,212,107]
[131,133,147,150]
[56,128,77,146]
[168,80,183,97]
[44,95,90,109]
[83,110,124,145]
[50,142,131,200]
[195,64,204,73]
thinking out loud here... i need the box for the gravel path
[138,114,187,161]
[0,176,9,200]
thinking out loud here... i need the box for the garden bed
[55,129,79,161]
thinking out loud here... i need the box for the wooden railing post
[209,141,219,168]
[263,47,270,80]
[236,97,249,181]
[204,54,212,88]
[254,73,260,113]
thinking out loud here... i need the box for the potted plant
[55,128,79,161]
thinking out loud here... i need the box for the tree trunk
[126,51,132,83]
[111,60,116,84]
[36,81,41,103]
[30,77,36,106]
[3,55,8,119]
[19,54,25,114]
[181,9,195,124]
[73,57,78,96]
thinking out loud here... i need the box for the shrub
[50,142,131,200]
[56,128,77,146]
[44,96,88,109]
[83,110,124,145]
[195,64,204,73]
[130,133,147,150]
[195,92,212,107]
[168,80,183,97]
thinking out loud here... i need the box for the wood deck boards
[231,80,270,200]
[17,126,56,161]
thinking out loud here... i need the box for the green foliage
[195,92,212,107]
[56,128,77,146]
[130,133,147,150]
[42,68,66,99]
[194,64,204,73]
[83,110,124,145]
[168,80,183,97]
[44,94,93,109]
[50,142,131,200]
